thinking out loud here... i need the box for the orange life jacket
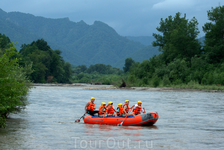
[98,106,106,115]
[87,102,95,111]
[117,106,124,116]
[122,104,129,113]
[107,105,115,114]
[133,107,141,115]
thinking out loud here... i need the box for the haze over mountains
[0,8,160,68]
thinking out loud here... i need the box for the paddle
[118,105,135,126]
[118,113,129,126]
[75,114,85,122]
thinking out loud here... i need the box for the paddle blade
[118,122,123,126]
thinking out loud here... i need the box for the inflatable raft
[84,112,159,126]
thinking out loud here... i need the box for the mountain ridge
[0,8,159,68]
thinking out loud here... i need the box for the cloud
[153,0,195,10]
[0,0,223,36]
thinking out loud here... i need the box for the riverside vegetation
[73,6,224,91]
[0,34,73,127]
[0,34,32,128]
[125,6,224,91]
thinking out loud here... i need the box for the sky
[0,0,222,37]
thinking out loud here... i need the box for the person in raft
[132,101,146,115]
[123,100,130,113]
[85,97,96,115]
[98,102,107,116]
[117,103,125,116]
[117,103,135,117]
[106,102,117,116]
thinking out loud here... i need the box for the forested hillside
[0,8,159,68]
[113,45,160,69]
[126,36,155,46]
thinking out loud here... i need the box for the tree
[123,57,135,73]
[62,62,72,83]
[19,39,72,83]
[79,65,87,72]
[0,45,32,128]
[152,12,201,63]
[0,33,11,49]
[203,5,224,64]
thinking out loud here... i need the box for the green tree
[0,33,11,50]
[19,39,72,83]
[84,64,122,74]
[167,59,189,83]
[203,5,224,64]
[123,57,135,73]
[62,62,72,83]
[0,45,32,128]
[153,12,201,63]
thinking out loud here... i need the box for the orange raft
[84,112,159,126]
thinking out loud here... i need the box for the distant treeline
[72,64,124,84]
[125,6,224,87]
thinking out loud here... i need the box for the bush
[172,79,183,85]
[101,78,111,85]
[77,72,85,80]
[186,80,200,88]
[152,76,160,87]
[142,77,149,85]
[128,74,137,83]
[79,77,90,83]
[163,75,171,86]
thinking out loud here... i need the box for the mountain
[0,8,159,68]
[126,36,155,46]
[0,14,40,48]
[114,45,160,68]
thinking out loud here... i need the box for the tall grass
[125,75,224,91]
[171,80,224,91]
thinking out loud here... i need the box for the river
[0,85,224,149]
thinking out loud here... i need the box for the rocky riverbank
[32,83,223,92]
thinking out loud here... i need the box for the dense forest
[125,6,224,89]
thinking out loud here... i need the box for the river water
[0,85,224,149]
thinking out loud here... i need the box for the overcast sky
[0,0,222,37]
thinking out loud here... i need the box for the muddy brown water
[0,86,224,149]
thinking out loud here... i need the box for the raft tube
[84,112,159,126]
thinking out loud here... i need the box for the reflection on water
[83,124,158,137]
[0,86,224,149]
